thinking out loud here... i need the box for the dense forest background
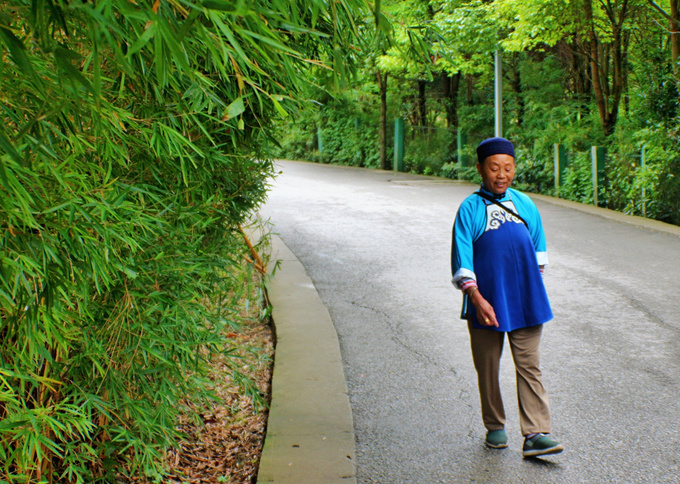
[276,0,680,227]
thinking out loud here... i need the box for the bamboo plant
[0,0,364,481]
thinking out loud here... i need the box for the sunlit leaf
[224,96,245,120]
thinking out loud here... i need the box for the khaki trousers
[468,322,552,436]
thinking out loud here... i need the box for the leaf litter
[164,317,274,484]
[126,273,275,484]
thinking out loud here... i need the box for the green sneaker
[485,429,508,449]
[522,433,564,457]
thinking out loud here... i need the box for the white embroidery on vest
[485,202,523,231]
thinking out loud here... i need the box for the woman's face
[477,154,515,195]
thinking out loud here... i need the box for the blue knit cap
[476,137,515,164]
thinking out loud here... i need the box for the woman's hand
[468,289,499,328]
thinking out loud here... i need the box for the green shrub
[557,150,594,204]
[404,126,456,176]
[514,149,554,195]
[276,97,382,168]
[606,126,680,224]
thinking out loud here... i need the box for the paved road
[261,160,680,483]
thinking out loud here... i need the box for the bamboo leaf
[153,22,167,88]
[0,26,36,80]
[202,0,235,11]
[207,11,252,68]
[223,96,245,120]
[53,47,96,97]
[0,0,349,478]
[127,21,157,55]
[269,95,288,118]
[241,29,301,57]
[157,17,191,72]
[0,132,23,166]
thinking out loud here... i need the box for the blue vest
[463,199,553,332]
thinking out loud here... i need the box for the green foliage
[276,94,383,168]
[445,164,481,184]
[495,0,578,51]
[318,99,383,168]
[458,102,495,143]
[433,0,499,75]
[605,126,680,225]
[275,117,321,163]
[513,150,554,195]
[557,151,594,204]
[404,126,455,175]
[505,53,605,150]
[651,154,680,226]
[626,16,680,127]
[0,0,365,481]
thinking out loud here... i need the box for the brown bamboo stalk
[238,226,266,274]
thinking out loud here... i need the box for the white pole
[494,50,503,138]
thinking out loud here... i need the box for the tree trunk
[672,0,680,75]
[558,38,591,114]
[650,0,680,75]
[584,0,610,134]
[509,52,525,127]
[417,79,427,126]
[377,70,389,170]
[443,71,462,156]
[465,74,474,106]
[589,36,616,136]
[442,71,461,129]
[583,0,628,137]
[622,29,631,116]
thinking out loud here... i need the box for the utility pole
[494,50,503,137]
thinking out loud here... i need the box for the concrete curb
[438,177,680,237]
[256,235,357,484]
[530,192,680,237]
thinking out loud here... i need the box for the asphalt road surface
[260,160,680,484]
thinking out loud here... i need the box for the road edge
[256,235,357,484]
[529,192,680,237]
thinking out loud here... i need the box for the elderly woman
[451,137,563,458]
